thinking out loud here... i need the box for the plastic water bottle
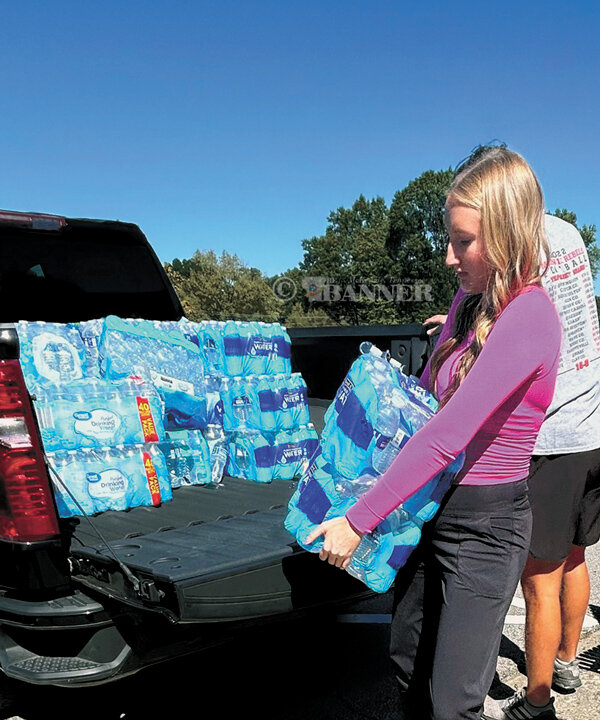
[273,324,292,375]
[257,374,277,432]
[204,424,227,483]
[242,322,263,375]
[252,432,275,483]
[204,374,224,427]
[283,373,309,428]
[231,376,252,428]
[296,423,319,477]
[223,321,243,376]
[359,341,390,362]
[373,426,409,475]
[371,385,401,474]
[346,532,380,584]
[273,429,300,481]
[184,429,212,483]
[231,430,260,480]
[159,439,187,488]
[234,440,252,478]
[202,321,225,373]
[48,451,96,517]
[334,470,379,500]
[378,505,414,534]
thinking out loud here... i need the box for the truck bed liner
[72,476,297,545]
[67,400,368,623]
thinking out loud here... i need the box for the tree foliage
[298,195,395,325]
[164,172,600,327]
[165,250,279,322]
[387,169,458,322]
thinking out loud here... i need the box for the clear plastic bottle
[372,426,408,475]
[233,433,254,479]
[379,505,413,535]
[346,532,380,584]
[371,385,402,474]
[205,423,227,483]
[334,470,378,499]
[231,376,252,427]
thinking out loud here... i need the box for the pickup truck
[0,208,433,688]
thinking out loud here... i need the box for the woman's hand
[305,516,364,569]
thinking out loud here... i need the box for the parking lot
[1,540,600,720]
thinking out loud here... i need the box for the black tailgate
[69,398,368,624]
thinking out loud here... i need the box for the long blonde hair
[429,147,548,406]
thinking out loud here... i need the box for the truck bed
[68,400,369,624]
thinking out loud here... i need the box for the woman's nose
[446,242,458,267]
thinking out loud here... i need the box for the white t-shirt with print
[534,214,600,454]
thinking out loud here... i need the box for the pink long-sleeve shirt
[346,285,562,535]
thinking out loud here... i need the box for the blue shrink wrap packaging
[97,315,207,430]
[285,345,464,594]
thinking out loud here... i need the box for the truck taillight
[0,360,59,542]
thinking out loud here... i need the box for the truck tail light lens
[0,360,59,541]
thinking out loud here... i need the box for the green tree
[298,195,392,325]
[387,168,458,322]
[165,250,279,322]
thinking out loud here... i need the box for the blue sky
[1,1,599,292]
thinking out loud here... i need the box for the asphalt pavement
[1,543,599,719]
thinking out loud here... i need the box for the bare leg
[521,556,565,707]
[557,545,590,662]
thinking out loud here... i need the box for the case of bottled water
[227,424,319,483]
[16,321,89,388]
[48,443,172,517]
[34,376,166,453]
[221,372,310,434]
[285,343,465,593]
[97,315,207,430]
[272,425,319,481]
[222,321,291,377]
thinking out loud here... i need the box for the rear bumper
[0,590,133,686]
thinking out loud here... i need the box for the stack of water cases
[81,316,223,487]
[16,318,216,519]
[285,343,465,593]
[179,320,318,483]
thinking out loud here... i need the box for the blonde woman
[307,148,562,720]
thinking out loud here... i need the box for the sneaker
[552,656,582,691]
[481,688,557,720]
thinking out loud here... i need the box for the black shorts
[528,448,600,563]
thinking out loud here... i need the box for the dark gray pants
[390,480,532,720]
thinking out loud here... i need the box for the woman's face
[444,202,490,294]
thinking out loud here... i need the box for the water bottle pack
[97,315,208,430]
[222,321,292,376]
[34,377,166,453]
[221,372,309,433]
[16,321,88,387]
[19,316,305,515]
[285,343,465,593]
[48,443,173,517]
[227,425,319,483]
